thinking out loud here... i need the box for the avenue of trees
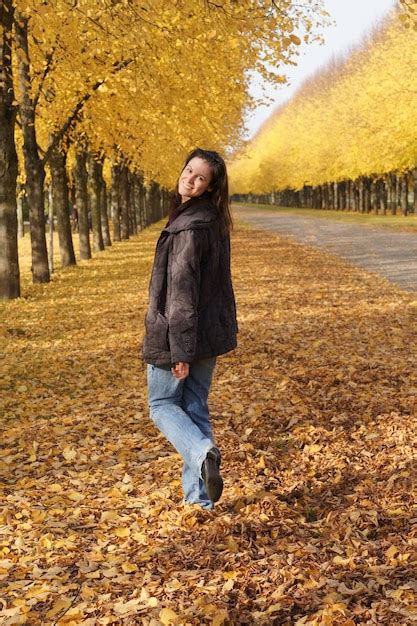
[229,7,417,216]
[1,0,331,300]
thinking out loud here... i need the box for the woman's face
[178,156,213,202]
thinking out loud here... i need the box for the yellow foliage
[11,0,328,187]
[229,11,417,193]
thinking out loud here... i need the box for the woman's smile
[179,156,213,202]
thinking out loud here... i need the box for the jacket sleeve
[167,229,205,364]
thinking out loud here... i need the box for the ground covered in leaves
[1,222,416,625]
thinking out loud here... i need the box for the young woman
[142,148,238,510]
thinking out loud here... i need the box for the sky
[245,0,397,138]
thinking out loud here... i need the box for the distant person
[143,148,238,509]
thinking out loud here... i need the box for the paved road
[233,205,417,292]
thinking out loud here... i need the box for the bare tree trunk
[17,182,24,237]
[333,182,338,210]
[387,174,394,215]
[73,148,91,260]
[379,179,387,215]
[129,172,137,235]
[47,184,54,275]
[101,179,111,246]
[358,178,365,213]
[111,163,121,241]
[119,164,130,239]
[69,178,77,233]
[412,168,417,215]
[370,179,377,214]
[400,173,409,216]
[49,142,76,267]
[139,175,146,227]
[0,0,20,299]
[87,153,104,252]
[15,12,50,283]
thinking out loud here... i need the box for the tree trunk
[49,142,76,267]
[412,168,417,215]
[15,12,50,283]
[119,164,130,239]
[87,153,104,252]
[358,177,365,213]
[139,175,146,227]
[0,0,20,299]
[400,173,409,216]
[101,179,111,246]
[379,179,387,215]
[46,184,54,275]
[393,174,400,215]
[370,179,377,214]
[16,182,24,237]
[110,163,121,241]
[129,172,137,234]
[69,179,77,233]
[73,148,91,260]
[387,174,394,215]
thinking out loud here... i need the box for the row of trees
[1,0,329,300]
[234,171,417,215]
[229,7,417,214]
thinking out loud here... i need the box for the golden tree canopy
[228,10,417,194]
[13,0,328,186]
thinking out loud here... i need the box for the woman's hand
[171,362,190,380]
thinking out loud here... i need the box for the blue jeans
[147,357,217,509]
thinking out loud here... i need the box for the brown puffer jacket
[142,195,238,366]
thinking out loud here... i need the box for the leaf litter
[0,222,416,625]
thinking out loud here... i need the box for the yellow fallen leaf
[102,567,118,578]
[159,607,180,625]
[113,598,143,615]
[212,609,228,626]
[113,527,130,538]
[333,555,351,566]
[100,510,120,522]
[46,597,72,619]
[222,578,234,592]
[226,536,239,553]
[385,545,398,559]
[81,586,95,599]
[62,446,77,462]
[165,578,183,592]
[131,531,148,544]
[107,487,123,498]
[67,491,84,502]
[25,584,50,601]
[84,570,101,579]
[47,483,63,493]
[122,562,138,573]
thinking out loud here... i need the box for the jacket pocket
[152,311,169,352]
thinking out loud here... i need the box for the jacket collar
[164,194,218,233]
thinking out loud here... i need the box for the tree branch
[42,57,132,166]
[32,45,55,111]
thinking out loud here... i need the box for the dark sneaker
[201,447,223,502]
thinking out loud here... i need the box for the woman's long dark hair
[170,148,233,234]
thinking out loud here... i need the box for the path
[233,205,417,292]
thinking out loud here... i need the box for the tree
[0,0,20,299]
